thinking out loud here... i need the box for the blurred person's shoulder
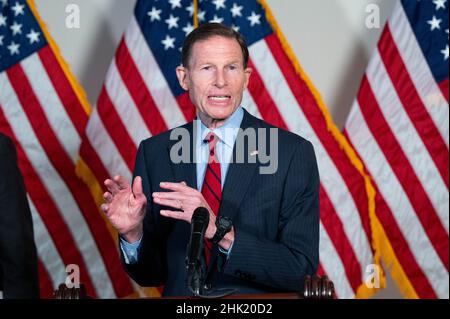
[0,133,15,156]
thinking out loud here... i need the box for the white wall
[34,0,135,107]
[34,0,402,298]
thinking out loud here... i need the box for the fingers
[103,192,113,204]
[132,176,144,197]
[153,197,183,210]
[129,191,147,210]
[114,175,131,190]
[160,209,186,221]
[104,178,120,195]
[159,182,191,192]
[104,175,131,195]
[100,203,109,214]
[152,191,186,201]
[154,182,192,203]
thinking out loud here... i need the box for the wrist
[121,224,143,244]
[219,227,234,251]
[211,215,233,247]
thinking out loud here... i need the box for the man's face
[176,36,252,127]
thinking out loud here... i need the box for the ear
[243,67,252,90]
[176,66,189,91]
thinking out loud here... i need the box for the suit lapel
[218,109,260,221]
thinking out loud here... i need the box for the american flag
[78,0,380,298]
[0,0,134,298]
[345,0,449,298]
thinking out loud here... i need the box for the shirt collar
[197,107,244,148]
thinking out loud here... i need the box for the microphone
[186,207,209,296]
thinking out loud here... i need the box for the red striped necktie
[201,132,222,265]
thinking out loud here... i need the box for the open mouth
[208,95,231,101]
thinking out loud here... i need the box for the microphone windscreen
[192,207,209,225]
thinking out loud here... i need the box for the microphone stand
[186,259,204,297]
[186,253,237,299]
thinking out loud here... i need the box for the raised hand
[101,175,147,243]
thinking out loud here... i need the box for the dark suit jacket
[0,133,39,298]
[122,109,320,296]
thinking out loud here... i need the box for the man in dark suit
[101,23,319,297]
[0,133,40,298]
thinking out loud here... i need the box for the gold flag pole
[193,0,199,27]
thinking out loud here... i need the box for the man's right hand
[101,175,147,243]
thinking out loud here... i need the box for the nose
[214,69,227,88]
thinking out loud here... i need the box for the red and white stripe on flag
[77,0,383,299]
[0,0,134,298]
[345,0,449,298]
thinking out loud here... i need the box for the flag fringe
[258,0,385,298]
[26,0,92,116]
[372,214,419,298]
